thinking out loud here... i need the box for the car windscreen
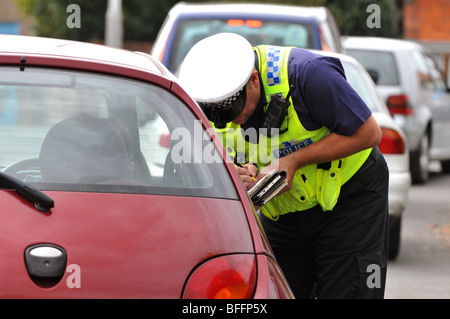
[170,18,314,72]
[346,49,400,86]
[0,66,238,200]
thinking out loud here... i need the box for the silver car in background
[314,50,411,259]
[343,36,450,184]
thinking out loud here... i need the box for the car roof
[0,34,175,82]
[169,2,329,21]
[343,36,423,52]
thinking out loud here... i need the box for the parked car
[151,2,344,73]
[343,36,450,184]
[313,50,411,259]
[0,34,294,299]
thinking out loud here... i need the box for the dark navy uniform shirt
[243,48,371,137]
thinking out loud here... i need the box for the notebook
[247,169,288,208]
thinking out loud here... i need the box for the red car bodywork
[0,35,293,299]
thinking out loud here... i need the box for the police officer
[178,33,389,299]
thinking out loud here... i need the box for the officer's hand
[235,163,258,190]
[259,157,296,195]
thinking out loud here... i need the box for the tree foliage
[327,0,401,37]
[15,0,107,41]
[15,0,401,42]
[14,0,187,41]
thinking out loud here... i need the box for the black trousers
[259,148,389,299]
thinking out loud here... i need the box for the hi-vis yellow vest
[216,45,371,220]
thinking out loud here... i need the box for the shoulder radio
[261,86,293,138]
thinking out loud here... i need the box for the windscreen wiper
[0,172,54,212]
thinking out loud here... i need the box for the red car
[0,35,293,299]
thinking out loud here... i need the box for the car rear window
[346,49,400,86]
[170,18,314,72]
[0,66,238,200]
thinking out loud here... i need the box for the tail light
[245,20,263,28]
[227,19,245,27]
[182,254,256,299]
[386,94,414,115]
[227,19,263,28]
[379,127,406,154]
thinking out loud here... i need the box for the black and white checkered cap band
[201,86,244,110]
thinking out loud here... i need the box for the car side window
[0,67,238,200]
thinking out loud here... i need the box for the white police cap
[178,33,255,104]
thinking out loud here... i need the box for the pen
[235,162,256,181]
